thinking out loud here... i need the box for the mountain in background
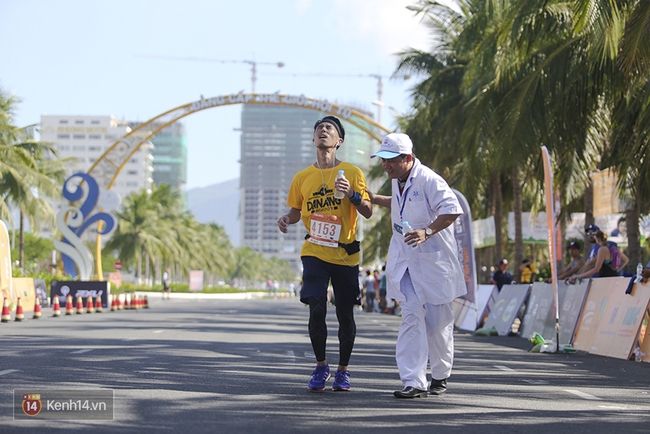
[187,178,240,246]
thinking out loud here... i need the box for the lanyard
[396,182,410,222]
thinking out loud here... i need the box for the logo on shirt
[307,184,341,212]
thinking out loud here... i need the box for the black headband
[313,116,345,140]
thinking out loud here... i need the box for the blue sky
[0,0,439,189]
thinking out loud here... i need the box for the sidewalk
[133,290,270,300]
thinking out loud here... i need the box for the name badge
[394,223,403,235]
[308,213,342,248]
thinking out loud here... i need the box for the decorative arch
[85,92,393,277]
[87,92,392,192]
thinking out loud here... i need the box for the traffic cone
[65,294,73,315]
[52,296,61,317]
[86,296,94,314]
[15,298,25,321]
[125,293,132,310]
[33,298,42,319]
[144,295,149,309]
[117,294,123,310]
[75,295,84,314]
[1,298,11,322]
[94,295,102,313]
[110,294,116,311]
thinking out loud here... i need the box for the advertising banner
[589,278,650,360]
[573,278,617,352]
[12,278,36,313]
[520,282,568,341]
[558,280,590,345]
[472,216,495,248]
[483,284,531,336]
[50,281,110,308]
[189,270,204,292]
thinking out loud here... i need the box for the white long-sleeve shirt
[385,158,467,305]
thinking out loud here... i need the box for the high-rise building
[238,105,377,272]
[40,114,154,211]
[128,121,188,199]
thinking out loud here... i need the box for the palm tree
[0,89,70,268]
[104,188,174,283]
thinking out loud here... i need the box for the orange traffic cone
[117,294,123,310]
[94,295,102,313]
[144,295,149,309]
[1,297,11,322]
[110,294,116,311]
[65,294,74,315]
[52,296,61,317]
[33,298,42,319]
[15,298,25,321]
[125,293,132,310]
[76,295,84,314]
[86,296,94,314]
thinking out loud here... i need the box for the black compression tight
[307,296,356,367]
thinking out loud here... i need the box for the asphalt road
[1,295,649,433]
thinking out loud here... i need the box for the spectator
[162,268,171,300]
[491,259,513,291]
[553,241,585,281]
[519,257,537,283]
[364,270,377,312]
[569,230,629,283]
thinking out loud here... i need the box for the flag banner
[453,190,477,306]
[541,146,560,344]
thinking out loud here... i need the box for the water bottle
[637,263,643,279]
[402,221,416,249]
[334,170,346,199]
[634,346,645,362]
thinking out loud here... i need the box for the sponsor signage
[50,281,110,309]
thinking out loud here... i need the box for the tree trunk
[137,250,142,285]
[583,180,594,258]
[19,211,25,270]
[626,205,641,273]
[144,253,151,287]
[513,167,523,281]
[492,171,503,263]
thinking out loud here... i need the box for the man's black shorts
[300,256,360,305]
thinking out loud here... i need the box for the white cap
[371,133,413,159]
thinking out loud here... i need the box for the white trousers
[396,270,454,390]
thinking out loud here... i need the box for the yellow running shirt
[286,162,369,266]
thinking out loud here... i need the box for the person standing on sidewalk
[162,268,171,300]
[366,133,466,399]
[277,116,372,392]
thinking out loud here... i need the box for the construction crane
[266,71,410,124]
[135,55,285,93]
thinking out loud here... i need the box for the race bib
[308,213,342,248]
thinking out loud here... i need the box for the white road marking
[0,369,19,376]
[152,330,165,334]
[522,379,549,385]
[494,365,516,372]
[70,349,94,354]
[565,389,602,400]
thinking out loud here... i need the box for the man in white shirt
[366,133,466,399]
